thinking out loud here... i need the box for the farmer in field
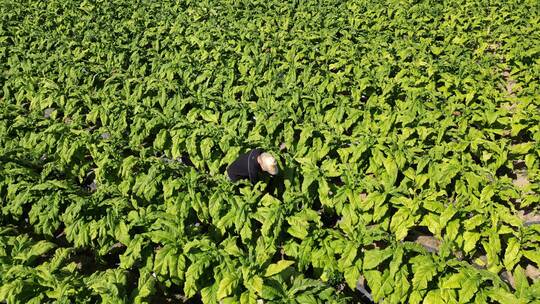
[227,148,278,184]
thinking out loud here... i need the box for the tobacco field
[1,0,539,303]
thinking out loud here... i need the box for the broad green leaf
[509,142,533,155]
[463,231,481,253]
[363,248,393,270]
[441,272,465,289]
[217,274,238,300]
[458,276,479,303]
[251,276,264,294]
[264,260,295,277]
[503,237,521,271]
[411,255,437,290]
[486,288,522,304]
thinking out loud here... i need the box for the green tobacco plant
[1,0,539,303]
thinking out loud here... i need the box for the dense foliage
[1,0,539,303]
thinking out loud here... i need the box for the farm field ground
[1,0,539,303]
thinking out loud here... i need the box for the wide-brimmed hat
[259,152,278,175]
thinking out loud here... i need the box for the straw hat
[258,152,278,175]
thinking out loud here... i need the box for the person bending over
[226,148,278,184]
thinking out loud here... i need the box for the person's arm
[227,159,242,181]
[248,149,262,184]
[227,152,250,182]
[249,166,259,184]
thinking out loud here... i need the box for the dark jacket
[226,148,263,184]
